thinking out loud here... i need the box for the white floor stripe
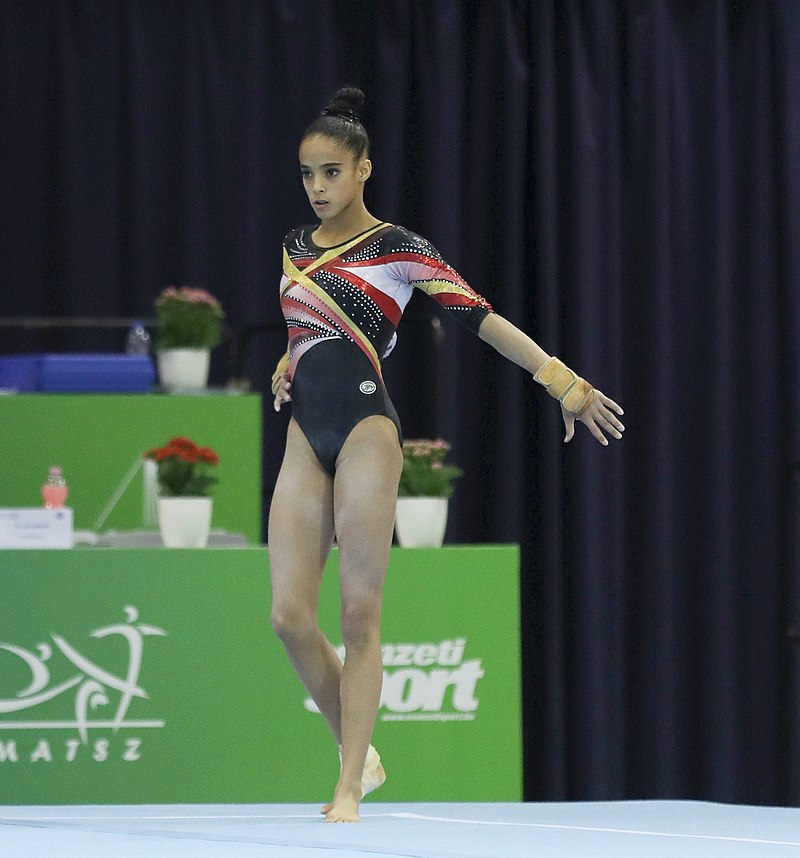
[0,814,322,822]
[390,813,800,847]
[0,813,413,823]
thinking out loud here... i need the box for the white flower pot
[158,496,212,548]
[157,348,210,391]
[395,497,449,548]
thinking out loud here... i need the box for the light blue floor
[1,801,799,857]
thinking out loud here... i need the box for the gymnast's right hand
[271,352,292,412]
[273,375,292,411]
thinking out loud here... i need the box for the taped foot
[361,744,386,797]
[321,744,386,814]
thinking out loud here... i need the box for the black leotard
[280,222,493,475]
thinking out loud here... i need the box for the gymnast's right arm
[476,312,625,446]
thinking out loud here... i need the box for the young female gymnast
[268,87,625,822]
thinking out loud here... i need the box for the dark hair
[302,86,370,160]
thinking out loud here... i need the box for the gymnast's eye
[300,168,312,180]
[326,168,339,178]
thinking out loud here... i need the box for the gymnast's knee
[340,600,381,654]
[271,605,319,646]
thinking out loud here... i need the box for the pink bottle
[41,466,69,509]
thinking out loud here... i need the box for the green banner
[0,394,262,543]
[0,545,521,804]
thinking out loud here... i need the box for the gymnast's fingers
[579,412,609,446]
[271,373,290,394]
[588,399,624,438]
[596,411,623,440]
[273,380,292,412]
[597,390,624,416]
[606,410,625,435]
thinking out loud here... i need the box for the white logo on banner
[304,638,483,722]
[0,606,166,763]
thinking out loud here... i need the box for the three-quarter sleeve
[393,229,494,334]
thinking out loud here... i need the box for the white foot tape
[338,744,386,798]
[361,744,386,797]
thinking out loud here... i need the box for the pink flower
[157,286,221,309]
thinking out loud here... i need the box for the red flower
[143,436,220,497]
[197,446,220,466]
[168,436,197,450]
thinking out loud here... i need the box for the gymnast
[268,86,624,823]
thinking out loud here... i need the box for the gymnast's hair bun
[321,87,365,123]
[303,86,370,158]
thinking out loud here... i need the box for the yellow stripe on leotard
[281,223,392,373]
[413,279,491,305]
[281,222,390,293]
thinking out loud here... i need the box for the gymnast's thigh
[268,418,335,612]
[332,415,404,601]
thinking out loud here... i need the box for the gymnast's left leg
[323,415,403,822]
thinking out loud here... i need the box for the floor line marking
[0,814,322,822]
[0,813,407,823]
[390,812,800,847]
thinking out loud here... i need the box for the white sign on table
[0,508,74,549]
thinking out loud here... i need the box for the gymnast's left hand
[562,390,624,446]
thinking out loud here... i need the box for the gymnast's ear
[358,157,373,183]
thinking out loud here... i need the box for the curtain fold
[0,0,796,804]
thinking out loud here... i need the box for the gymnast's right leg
[268,418,344,744]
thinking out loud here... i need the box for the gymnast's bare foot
[324,783,361,823]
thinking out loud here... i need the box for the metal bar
[0,317,157,328]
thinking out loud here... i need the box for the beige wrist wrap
[533,357,595,415]
[271,352,290,396]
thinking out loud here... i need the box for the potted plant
[395,439,463,547]
[154,286,225,391]
[144,436,219,547]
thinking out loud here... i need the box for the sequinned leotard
[280,222,493,474]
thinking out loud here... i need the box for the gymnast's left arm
[477,312,625,447]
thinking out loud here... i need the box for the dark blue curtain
[2,0,798,805]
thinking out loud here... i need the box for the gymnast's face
[299,134,372,222]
